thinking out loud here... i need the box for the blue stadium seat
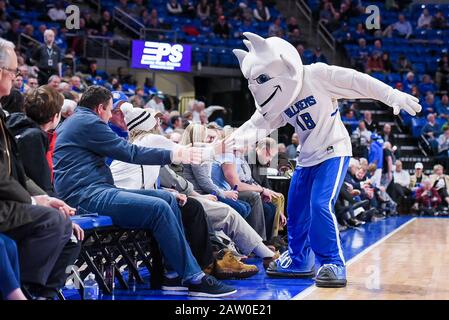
[70,215,113,231]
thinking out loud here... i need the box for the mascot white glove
[386,89,422,116]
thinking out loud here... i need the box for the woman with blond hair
[111,105,277,279]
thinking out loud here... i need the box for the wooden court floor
[296,218,449,300]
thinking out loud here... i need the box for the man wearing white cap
[54,85,236,297]
[409,162,427,191]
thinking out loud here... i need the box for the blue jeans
[263,202,276,241]
[0,234,20,299]
[79,188,202,281]
[288,157,350,268]
[218,196,251,219]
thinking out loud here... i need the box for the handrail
[17,33,41,51]
[294,0,312,24]
[113,7,144,37]
[317,21,336,50]
[140,28,178,42]
[156,73,179,97]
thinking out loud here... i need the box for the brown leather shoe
[263,251,280,270]
[214,250,259,279]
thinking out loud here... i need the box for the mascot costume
[230,32,421,288]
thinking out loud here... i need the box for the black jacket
[6,113,53,195]
[0,107,35,232]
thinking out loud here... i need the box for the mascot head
[233,32,304,122]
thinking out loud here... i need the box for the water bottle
[104,254,115,292]
[83,274,99,300]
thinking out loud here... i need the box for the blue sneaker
[266,251,315,278]
[315,264,347,288]
[188,275,237,298]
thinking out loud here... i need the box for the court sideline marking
[292,217,417,300]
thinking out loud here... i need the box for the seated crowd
[1,37,290,300]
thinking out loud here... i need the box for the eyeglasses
[1,66,21,77]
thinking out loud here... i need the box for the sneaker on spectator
[263,250,280,270]
[161,276,188,294]
[214,249,259,279]
[188,275,237,298]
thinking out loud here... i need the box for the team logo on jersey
[284,95,317,118]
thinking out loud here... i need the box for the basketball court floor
[64,216,449,300]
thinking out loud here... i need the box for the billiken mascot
[231,32,421,288]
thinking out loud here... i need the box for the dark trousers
[4,204,80,298]
[180,198,214,269]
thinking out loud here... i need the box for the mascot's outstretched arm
[315,63,421,116]
[229,110,286,148]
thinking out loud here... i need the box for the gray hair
[0,38,15,67]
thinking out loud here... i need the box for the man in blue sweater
[53,86,235,297]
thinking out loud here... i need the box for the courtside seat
[70,215,113,231]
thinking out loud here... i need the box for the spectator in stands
[130,0,146,18]
[382,141,394,187]
[363,111,378,133]
[286,133,299,159]
[32,29,62,85]
[181,0,196,18]
[384,14,412,39]
[414,179,441,214]
[354,38,369,72]
[12,75,26,93]
[213,15,231,38]
[341,109,358,133]
[0,234,27,300]
[167,115,183,134]
[167,0,183,15]
[117,0,131,14]
[381,52,394,73]
[352,120,372,159]
[288,28,304,47]
[430,164,449,208]
[53,85,236,297]
[368,133,383,186]
[417,8,432,30]
[179,124,251,218]
[397,55,413,75]
[99,10,115,34]
[310,47,328,64]
[352,23,366,42]
[195,0,210,20]
[319,1,336,26]
[268,17,284,38]
[409,162,427,191]
[47,1,67,22]
[431,11,448,30]
[27,76,38,90]
[436,54,449,92]
[421,113,440,154]
[144,91,165,112]
[47,75,61,90]
[287,16,299,34]
[380,123,395,147]
[0,38,81,300]
[253,0,270,22]
[417,77,436,99]
[421,93,436,116]
[61,99,76,122]
[391,160,411,209]
[3,19,20,44]
[196,0,211,20]
[247,138,287,236]
[129,87,146,108]
[402,71,416,94]
[6,85,63,194]
[437,125,449,167]
[366,51,384,74]
[70,76,84,93]
[437,95,449,120]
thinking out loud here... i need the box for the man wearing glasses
[0,38,82,300]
